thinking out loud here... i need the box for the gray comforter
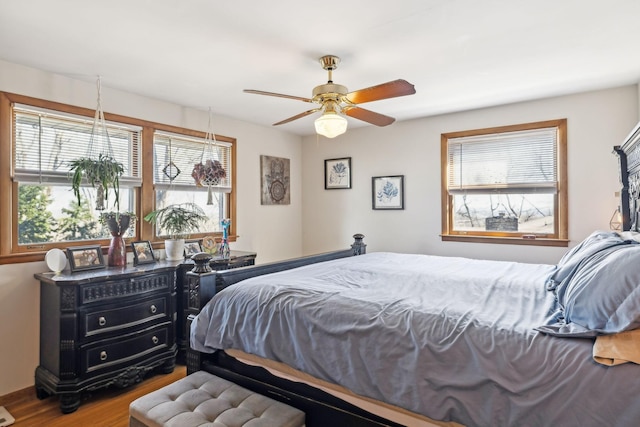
[191,252,640,426]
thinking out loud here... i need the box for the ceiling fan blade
[344,107,395,127]
[346,79,416,104]
[244,89,312,103]
[273,108,320,126]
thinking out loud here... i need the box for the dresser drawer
[82,323,171,374]
[82,296,169,338]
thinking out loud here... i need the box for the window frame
[0,91,237,264]
[440,119,568,247]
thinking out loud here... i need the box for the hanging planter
[191,108,226,204]
[68,153,124,212]
[67,76,131,267]
[192,159,226,186]
[192,159,226,204]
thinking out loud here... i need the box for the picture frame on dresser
[184,239,203,257]
[132,240,155,265]
[66,245,105,272]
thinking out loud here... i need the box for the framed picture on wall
[66,245,105,272]
[325,157,351,189]
[372,175,404,210]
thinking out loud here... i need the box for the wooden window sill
[441,234,569,247]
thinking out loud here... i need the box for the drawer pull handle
[150,305,157,314]
[98,316,107,326]
[152,336,159,345]
[100,351,107,361]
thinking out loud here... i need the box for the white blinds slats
[13,105,141,185]
[448,127,558,194]
[153,131,232,192]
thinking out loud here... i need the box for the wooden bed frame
[184,233,407,427]
[614,121,640,232]
[185,123,640,427]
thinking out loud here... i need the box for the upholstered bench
[129,371,305,427]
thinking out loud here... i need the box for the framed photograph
[184,239,203,257]
[372,175,404,210]
[66,245,105,272]
[325,157,351,189]
[131,240,155,265]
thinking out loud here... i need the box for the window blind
[12,104,141,186]
[154,131,232,192]
[447,127,558,194]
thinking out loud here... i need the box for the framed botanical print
[372,175,404,210]
[325,157,351,189]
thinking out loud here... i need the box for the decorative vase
[219,218,230,258]
[104,214,131,267]
[108,232,126,267]
[165,239,185,261]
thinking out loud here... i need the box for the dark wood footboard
[185,233,366,315]
[182,234,405,427]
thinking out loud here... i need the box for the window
[13,105,141,247]
[0,92,237,263]
[441,119,568,246]
[153,131,233,236]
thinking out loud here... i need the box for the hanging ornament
[163,162,181,180]
[163,137,181,181]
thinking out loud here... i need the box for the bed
[187,123,640,427]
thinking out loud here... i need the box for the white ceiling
[1,0,640,136]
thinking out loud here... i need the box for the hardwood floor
[0,366,186,426]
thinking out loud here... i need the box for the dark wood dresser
[34,263,179,413]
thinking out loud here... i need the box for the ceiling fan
[244,55,416,138]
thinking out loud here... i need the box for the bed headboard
[614,122,640,231]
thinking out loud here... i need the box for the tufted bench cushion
[129,371,305,427]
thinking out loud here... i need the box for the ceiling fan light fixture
[314,111,348,138]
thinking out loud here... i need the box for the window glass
[17,184,136,244]
[154,189,224,236]
[451,193,555,234]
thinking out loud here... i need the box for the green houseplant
[69,153,124,212]
[143,203,208,260]
[68,153,132,266]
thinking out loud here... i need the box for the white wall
[302,85,639,264]
[0,60,304,396]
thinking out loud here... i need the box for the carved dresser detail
[34,264,178,413]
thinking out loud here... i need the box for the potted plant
[69,153,124,212]
[143,203,208,261]
[68,153,133,266]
